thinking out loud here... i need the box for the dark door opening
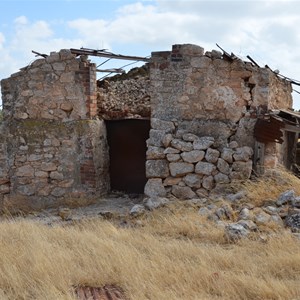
[106,119,150,194]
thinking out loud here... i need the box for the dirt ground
[0,193,144,225]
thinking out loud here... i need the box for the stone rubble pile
[130,189,300,240]
[97,76,150,119]
[145,118,253,200]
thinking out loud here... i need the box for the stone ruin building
[0,43,299,211]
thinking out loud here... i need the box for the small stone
[169,162,194,177]
[171,139,193,152]
[186,198,207,207]
[253,209,271,225]
[237,220,257,231]
[214,173,230,184]
[195,161,216,176]
[285,213,300,231]
[183,174,202,188]
[233,146,253,162]
[221,148,234,163]
[193,136,215,150]
[181,150,205,163]
[151,118,175,133]
[182,133,199,142]
[292,196,300,208]
[217,158,230,175]
[171,185,196,199]
[202,175,214,190]
[163,177,182,186]
[226,190,247,202]
[162,134,173,148]
[238,207,252,220]
[196,188,209,197]
[41,162,57,172]
[51,187,66,197]
[144,197,170,210]
[166,154,181,162]
[50,171,64,180]
[198,207,210,216]
[225,223,250,241]
[146,160,169,178]
[16,165,35,177]
[229,141,239,149]
[146,146,165,159]
[276,189,296,206]
[130,204,146,217]
[144,178,166,197]
[205,148,220,163]
[164,147,180,154]
[230,160,252,180]
[60,102,73,112]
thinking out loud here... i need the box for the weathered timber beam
[70,48,150,62]
[284,124,300,133]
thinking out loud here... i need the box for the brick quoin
[80,159,96,187]
[79,62,97,118]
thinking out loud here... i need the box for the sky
[1,0,300,108]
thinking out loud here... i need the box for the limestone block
[277,189,295,206]
[171,185,196,199]
[16,165,34,177]
[146,160,169,178]
[162,134,173,147]
[28,154,42,162]
[171,139,193,152]
[233,146,254,162]
[183,174,202,188]
[196,188,209,197]
[221,148,234,163]
[237,220,257,231]
[60,102,73,112]
[60,72,74,83]
[205,148,220,163]
[51,187,66,197]
[182,133,199,142]
[217,158,230,174]
[214,173,230,184]
[130,204,146,216]
[169,162,194,177]
[144,197,170,210]
[193,136,214,150]
[151,118,175,133]
[35,171,48,178]
[229,141,239,149]
[146,146,165,159]
[195,161,216,176]
[148,129,166,147]
[17,184,36,196]
[52,62,66,71]
[202,175,214,190]
[230,160,252,179]
[163,177,182,186]
[166,154,181,162]
[181,150,205,163]
[225,223,250,241]
[164,147,180,154]
[50,171,64,180]
[144,178,167,197]
[41,162,57,172]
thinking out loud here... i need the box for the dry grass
[0,170,300,299]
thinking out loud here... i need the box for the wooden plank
[70,48,150,62]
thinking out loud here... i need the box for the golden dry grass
[0,169,300,300]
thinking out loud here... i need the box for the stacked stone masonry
[145,118,253,199]
[0,50,109,211]
[145,44,293,198]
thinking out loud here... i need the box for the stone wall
[145,44,293,198]
[0,50,109,211]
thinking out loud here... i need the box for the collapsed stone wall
[145,44,293,198]
[97,66,150,119]
[0,50,109,211]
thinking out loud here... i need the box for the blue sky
[1,0,300,108]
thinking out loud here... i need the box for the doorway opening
[106,119,150,194]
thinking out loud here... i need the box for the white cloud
[1,1,300,108]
